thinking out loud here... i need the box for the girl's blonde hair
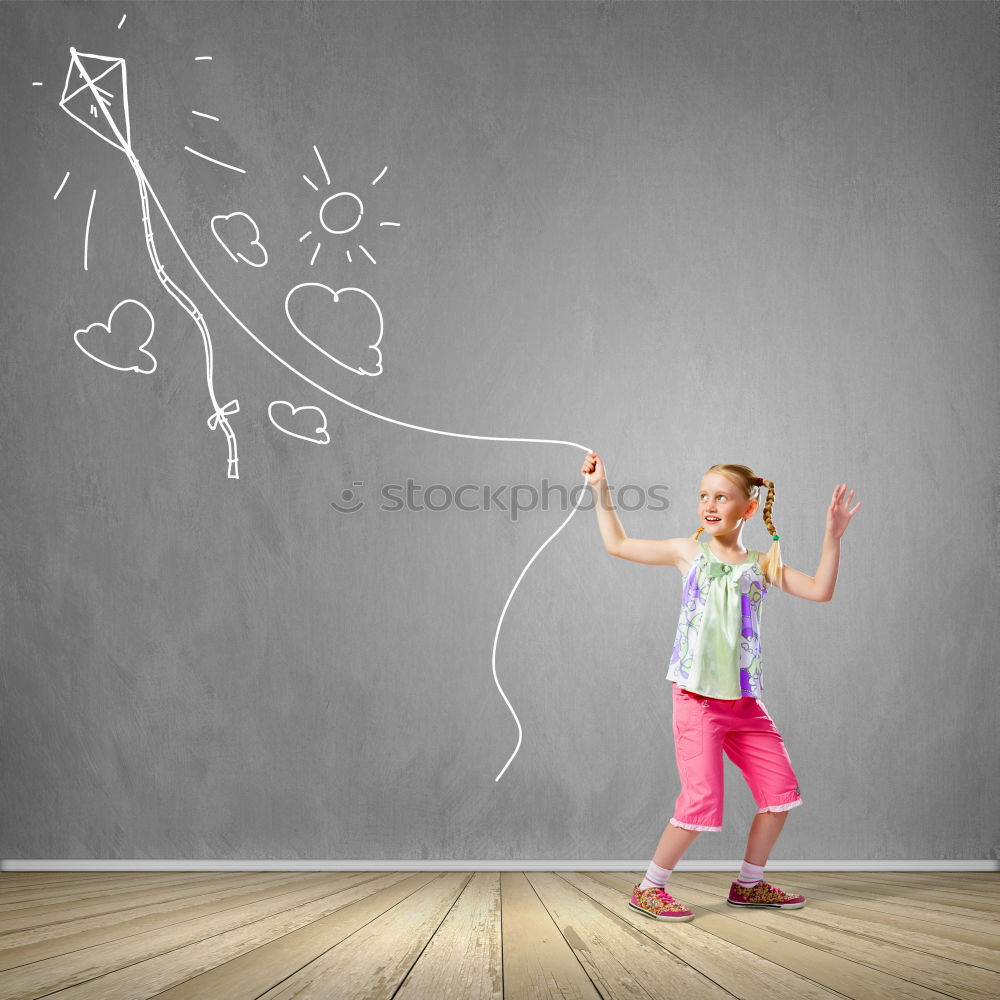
[689,464,784,590]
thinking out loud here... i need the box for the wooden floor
[0,870,997,999]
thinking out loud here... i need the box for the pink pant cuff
[670,817,722,832]
[757,797,802,814]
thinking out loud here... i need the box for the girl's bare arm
[774,537,839,602]
[591,478,685,566]
[778,483,859,601]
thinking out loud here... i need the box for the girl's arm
[590,472,684,566]
[776,534,839,602]
[779,483,860,602]
[591,478,628,555]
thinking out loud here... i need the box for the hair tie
[754,476,764,486]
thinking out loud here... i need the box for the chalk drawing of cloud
[284,282,383,376]
[73,298,157,374]
[211,211,269,268]
[267,400,331,444]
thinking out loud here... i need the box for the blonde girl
[581,453,861,921]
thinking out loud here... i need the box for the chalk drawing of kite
[60,47,241,478]
[59,45,593,782]
[211,210,268,267]
[73,298,157,373]
[268,401,330,445]
[285,282,384,376]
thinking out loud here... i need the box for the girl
[580,453,861,921]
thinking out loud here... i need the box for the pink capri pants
[670,682,802,832]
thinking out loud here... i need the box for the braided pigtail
[757,477,784,590]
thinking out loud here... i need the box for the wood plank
[831,871,1000,895]
[0,873,286,931]
[498,871,602,1000]
[113,873,435,999]
[527,870,736,999]
[252,872,471,999]
[622,872,997,1000]
[0,873,207,897]
[568,872,846,1000]
[794,872,1000,912]
[0,872,236,909]
[392,871,502,1000]
[0,873,352,970]
[0,872,421,1000]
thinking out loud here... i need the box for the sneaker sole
[628,900,695,921]
[726,898,806,909]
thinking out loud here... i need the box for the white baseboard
[2,859,997,872]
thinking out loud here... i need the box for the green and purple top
[666,541,770,700]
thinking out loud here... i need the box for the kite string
[66,48,602,783]
[144,165,600,781]
[493,470,593,782]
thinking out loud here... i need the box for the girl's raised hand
[581,451,606,485]
[827,483,861,539]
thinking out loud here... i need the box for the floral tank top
[666,541,770,700]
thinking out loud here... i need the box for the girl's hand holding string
[826,483,861,539]
[581,451,606,486]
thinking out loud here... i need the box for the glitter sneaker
[727,879,806,908]
[628,884,695,921]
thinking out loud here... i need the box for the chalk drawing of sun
[299,145,399,267]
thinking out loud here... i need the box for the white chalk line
[380,221,399,227]
[195,55,212,61]
[191,110,220,122]
[268,400,330,445]
[493,474,592,782]
[83,187,96,270]
[313,145,331,187]
[53,171,70,200]
[285,282,383,376]
[210,211,268,267]
[303,174,318,191]
[63,58,119,106]
[358,244,376,264]
[372,165,387,186]
[117,14,126,29]
[185,146,245,174]
[309,242,321,266]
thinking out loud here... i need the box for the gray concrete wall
[2,1,997,863]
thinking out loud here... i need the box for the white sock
[639,860,673,890]
[737,858,765,887]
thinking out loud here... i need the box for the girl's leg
[723,699,801,868]
[744,809,788,867]
[652,820,701,870]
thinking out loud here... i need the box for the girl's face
[699,474,756,534]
